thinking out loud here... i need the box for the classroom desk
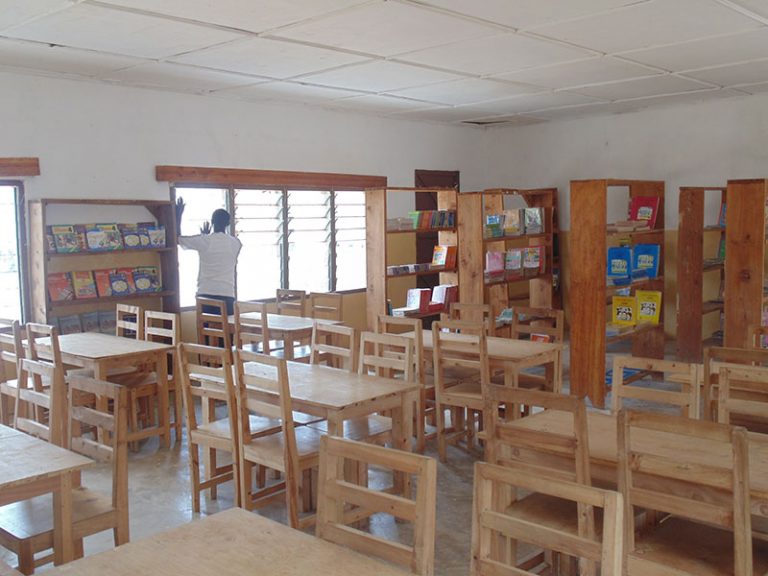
[0,425,92,569]
[510,409,768,518]
[229,314,340,361]
[43,508,411,575]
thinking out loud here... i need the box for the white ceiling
[1,0,768,126]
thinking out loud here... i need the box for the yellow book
[636,290,662,324]
[612,295,636,326]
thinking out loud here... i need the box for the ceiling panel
[216,80,365,103]
[170,37,368,79]
[0,0,72,32]
[571,74,713,100]
[682,59,768,86]
[387,78,540,106]
[416,0,647,30]
[299,60,463,92]
[495,56,660,89]
[395,32,593,76]
[96,0,370,33]
[326,94,435,114]
[739,81,768,94]
[531,0,763,54]
[0,38,143,76]
[621,28,768,71]
[269,1,498,57]
[393,105,504,123]
[464,91,606,115]
[4,3,244,59]
[99,62,264,92]
[724,0,768,19]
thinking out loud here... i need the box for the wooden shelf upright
[676,186,726,362]
[365,187,458,330]
[569,179,665,407]
[723,179,768,348]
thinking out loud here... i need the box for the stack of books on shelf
[46,222,166,253]
[391,284,458,317]
[406,210,456,230]
[386,217,416,231]
[607,195,660,232]
[607,244,661,285]
[52,310,118,335]
[386,244,458,276]
[485,246,546,282]
[483,207,543,238]
[47,266,163,302]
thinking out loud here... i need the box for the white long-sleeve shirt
[178,232,242,298]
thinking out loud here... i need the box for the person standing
[176,199,241,314]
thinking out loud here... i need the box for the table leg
[52,472,74,565]
[283,331,295,361]
[93,362,109,444]
[155,351,171,448]
[552,351,563,394]
[392,391,415,496]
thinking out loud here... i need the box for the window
[175,186,366,307]
[0,184,23,320]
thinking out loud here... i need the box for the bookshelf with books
[457,188,557,330]
[676,186,727,362]
[365,187,458,330]
[569,179,665,408]
[28,197,179,327]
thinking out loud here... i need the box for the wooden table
[229,314,340,361]
[43,508,411,575]
[418,331,564,392]
[0,425,92,567]
[49,333,174,447]
[511,410,768,518]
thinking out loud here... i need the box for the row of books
[610,290,662,327]
[46,222,166,253]
[52,310,117,335]
[406,210,456,230]
[485,246,546,280]
[607,244,661,284]
[484,207,543,238]
[391,284,458,316]
[48,266,162,302]
[607,196,660,232]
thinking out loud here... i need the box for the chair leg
[205,446,218,500]
[240,456,253,511]
[189,442,201,514]
[172,386,183,444]
[18,540,34,575]
[436,400,447,463]
[415,391,426,454]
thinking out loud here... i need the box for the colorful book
[530,333,552,343]
[431,284,458,308]
[86,223,123,251]
[51,225,81,253]
[119,224,143,249]
[504,248,523,279]
[502,209,522,236]
[523,246,544,276]
[612,295,637,326]
[484,214,504,238]
[146,225,166,248]
[406,288,431,313]
[636,290,662,324]
[485,251,505,275]
[718,236,726,260]
[71,270,98,299]
[632,244,660,279]
[73,225,89,251]
[133,266,161,293]
[431,245,457,268]
[628,196,660,229]
[99,310,117,335]
[45,226,56,253]
[47,272,74,301]
[80,311,100,333]
[523,208,543,234]
[136,223,153,247]
[607,246,632,282]
[109,269,134,296]
[93,269,114,298]
[58,314,82,335]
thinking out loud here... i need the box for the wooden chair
[234,348,323,529]
[618,410,768,575]
[195,297,231,356]
[0,319,22,426]
[309,292,343,321]
[449,303,492,336]
[703,346,768,421]
[748,324,768,349]
[470,461,623,576]
[432,320,489,462]
[309,322,357,370]
[0,374,130,574]
[115,303,143,339]
[233,300,271,354]
[275,288,307,317]
[316,436,437,576]
[717,365,768,434]
[611,355,700,418]
[143,310,181,439]
[508,305,564,343]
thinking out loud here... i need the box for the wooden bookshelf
[724,179,768,348]
[569,179,665,408]
[676,186,726,362]
[365,187,458,330]
[28,197,180,326]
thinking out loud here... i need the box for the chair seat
[628,517,768,575]
[242,425,324,471]
[505,492,603,537]
[308,415,392,442]
[490,372,546,389]
[441,382,484,408]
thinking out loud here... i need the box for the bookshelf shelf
[484,273,552,287]
[385,227,456,235]
[606,322,658,344]
[702,300,725,315]
[46,246,175,259]
[605,277,664,299]
[482,232,549,244]
[49,291,175,310]
[386,266,457,279]
[606,228,664,240]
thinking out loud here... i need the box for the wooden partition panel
[677,188,705,361]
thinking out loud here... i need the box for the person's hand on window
[200,221,211,235]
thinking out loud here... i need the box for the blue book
[607,246,632,283]
[633,244,660,279]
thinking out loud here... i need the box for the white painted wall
[0,71,487,218]
[482,91,768,230]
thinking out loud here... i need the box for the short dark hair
[211,209,230,231]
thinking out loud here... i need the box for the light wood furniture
[142,310,181,439]
[41,508,412,575]
[724,179,768,349]
[0,375,129,573]
[234,349,323,529]
[115,304,142,339]
[233,300,270,353]
[276,289,307,317]
[448,302,492,334]
[309,322,357,370]
[195,297,231,354]
[611,355,700,418]
[309,292,343,321]
[316,436,437,576]
[676,186,727,361]
[0,425,92,572]
[470,461,623,576]
[365,187,458,330]
[703,346,768,421]
[570,179,665,407]
[27,198,179,325]
[749,324,768,349]
[618,410,766,575]
[228,313,341,361]
[0,319,22,426]
[508,305,564,343]
[718,365,768,434]
[457,188,558,325]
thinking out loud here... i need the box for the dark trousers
[198,294,235,315]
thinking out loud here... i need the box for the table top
[0,425,92,491]
[244,361,419,410]
[229,313,340,332]
[418,330,563,361]
[44,508,411,575]
[54,332,173,360]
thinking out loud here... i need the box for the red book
[93,269,114,297]
[628,196,660,229]
[47,272,74,302]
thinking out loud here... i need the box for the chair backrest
[448,303,492,335]
[431,320,490,396]
[611,355,700,418]
[484,386,591,486]
[316,436,437,576]
[703,346,768,420]
[0,318,22,385]
[508,306,565,343]
[196,296,231,353]
[233,301,269,353]
[377,315,425,385]
[66,373,129,519]
[358,331,414,382]
[748,324,768,349]
[116,303,143,339]
[15,323,66,445]
[470,461,623,576]
[617,409,752,574]
[718,365,768,433]
[310,322,357,371]
[145,310,179,374]
[309,292,343,321]
[276,289,306,317]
